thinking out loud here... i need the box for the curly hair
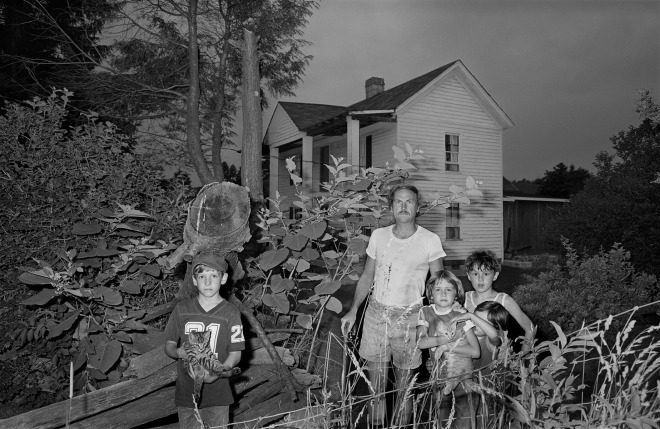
[464,249,501,273]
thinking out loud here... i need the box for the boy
[463,249,534,352]
[164,252,245,429]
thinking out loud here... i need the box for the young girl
[417,271,480,394]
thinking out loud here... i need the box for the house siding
[396,75,504,262]
[264,105,302,147]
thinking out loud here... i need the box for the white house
[263,60,514,266]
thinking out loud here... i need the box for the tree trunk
[186,0,215,185]
[240,27,264,201]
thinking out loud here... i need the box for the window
[359,135,373,170]
[445,134,459,171]
[320,146,330,184]
[289,206,302,220]
[446,203,460,240]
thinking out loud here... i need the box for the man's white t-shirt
[366,225,445,307]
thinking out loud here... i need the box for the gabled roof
[348,61,458,111]
[271,59,511,137]
[278,102,346,131]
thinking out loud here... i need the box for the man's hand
[341,310,356,337]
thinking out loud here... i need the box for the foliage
[222,162,241,185]
[544,94,660,277]
[241,143,482,371]
[0,0,118,115]
[0,90,191,405]
[533,162,592,199]
[513,240,656,340]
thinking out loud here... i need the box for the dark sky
[254,0,660,181]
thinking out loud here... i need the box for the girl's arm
[450,313,500,344]
[502,297,535,352]
[416,325,455,350]
[440,329,480,359]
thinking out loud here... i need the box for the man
[341,184,445,427]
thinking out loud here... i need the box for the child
[464,249,535,352]
[452,301,510,375]
[417,271,480,428]
[164,252,245,429]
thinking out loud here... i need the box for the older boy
[164,252,245,429]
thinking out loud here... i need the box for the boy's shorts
[358,299,422,370]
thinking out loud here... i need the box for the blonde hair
[425,270,465,305]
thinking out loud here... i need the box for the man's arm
[223,350,242,368]
[428,257,444,275]
[340,256,376,336]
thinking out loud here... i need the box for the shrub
[513,239,657,339]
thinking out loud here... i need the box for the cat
[432,318,474,395]
[183,330,241,403]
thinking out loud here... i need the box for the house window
[446,203,460,239]
[360,135,372,170]
[320,146,330,184]
[289,206,302,220]
[445,134,459,172]
[289,155,302,186]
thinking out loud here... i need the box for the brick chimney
[365,77,385,98]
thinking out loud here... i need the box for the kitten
[183,330,241,402]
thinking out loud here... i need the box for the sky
[244,0,660,181]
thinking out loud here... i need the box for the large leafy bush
[513,240,656,339]
[0,90,191,406]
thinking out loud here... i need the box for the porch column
[346,116,360,175]
[302,135,313,191]
[269,146,279,203]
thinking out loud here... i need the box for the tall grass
[243,302,659,429]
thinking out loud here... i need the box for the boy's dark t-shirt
[164,298,245,408]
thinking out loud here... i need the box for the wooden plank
[124,345,172,379]
[66,386,176,429]
[0,363,177,429]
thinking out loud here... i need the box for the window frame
[445,134,459,172]
[445,202,460,240]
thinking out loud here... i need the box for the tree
[222,162,241,184]
[0,0,117,110]
[533,162,592,198]
[545,92,660,276]
[1,0,318,190]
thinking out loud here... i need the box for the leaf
[315,281,341,296]
[394,162,416,170]
[301,248,320,261]
[325,296,343,314]
[114,223,148,233]
[295,259,310,273]
[405,142,414,155]
[269,275,287,293]
[454,196,471,204]
[259,248,290,271]
[72,222,103,235]
[48,311,80,338]
[285,157,296,172]
[290,174,302,185]
[296,314,313,330]
[449,184,463,195]
[118,280,142,294]
[99,340,122,373]
[72,352,87,372]
[465,176,476,189]
[300,221,327,240]
[95,286,123,306]
[21,289,57,306]
[113,331,132,343]
[139,264,161,278]
[88,368,108,381]
[550,321,567,348]
[282,233,308,251]
[270,226,287,237]
[392,146,406,162]
[348,239,367,255]
[18,272,54,285]
[336,163,352,172]
[466,188,483,197]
